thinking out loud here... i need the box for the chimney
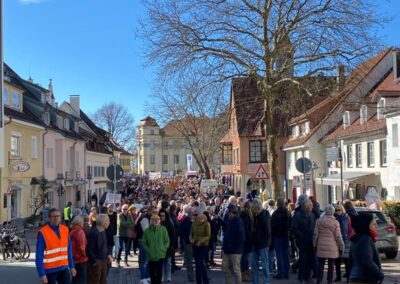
[70,95,80,116]
[337,65,345,91]
[28,76,33,83]
[394,51,400,80]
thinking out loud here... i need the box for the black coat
[223,215,245,254]
[271,206,290,239]
[252,209,271,251]
[291,207,315,250]
[240,210,253,254]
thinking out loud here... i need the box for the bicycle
[0,224,30,261]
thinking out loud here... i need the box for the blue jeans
[184,243,194,281]
[163,257,172,280]
[252,247,270,284]
[46,268,71,284]
[193,245,209,284]
[274,237,290,278]
[268,248,275,273]
[240,252,252,272]
[139,241,149,279]
[209,241,216,262]
[112,235,119,258]
[297,248,314,281]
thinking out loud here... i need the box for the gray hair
[71,215,83,226]
[276,197,285,208]
[251,199,263,210]
[324,204,335,216]
[228,196,237,204]
[96,214,109,227]
[297,194,311,208]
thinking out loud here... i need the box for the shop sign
[12,161,30,172]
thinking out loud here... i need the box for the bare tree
[91,102,136,152]
[30,176,50,219]
[146,74,229,178]
[140,0,386,198]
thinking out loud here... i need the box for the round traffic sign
[295,157,312,174]
[107,165,124,181]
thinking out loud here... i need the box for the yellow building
[0,77,45,223]
[120,150,133,174]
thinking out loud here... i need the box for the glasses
[50,215,61,218]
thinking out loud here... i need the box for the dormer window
[4,75,11,82]
[12,91,21,109]
[377,98,385,120]
[303,121,310,135]
[343,111,350,128]
[291,125,299,137]
[57,116,63,129]
[64,119,69,130]
[360,105,368,124]
[41,93,46,104]
[43,112,50,125]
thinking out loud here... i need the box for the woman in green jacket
[142,214,170,284]
[117,204,134,266]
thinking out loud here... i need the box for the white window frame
[57,116,63,129]
[377,98,385,120]
[292,125,299,137]
[12,91,21,109]
[343,111,350,128]
[303,121,310,134]
[11,135,21,156]
[367,142,375,167]
[356,144,362,168]
[360,105,368,124]
[3,87,8,106]
[174,155,179,164]
[380,140,387,167]
[46,148,54,169]
[393,123,398,148]
[31,136,37,159]
[64,119,69,130]
[150,155,155,165]
[163,155,168,164]
[347,144,353,168]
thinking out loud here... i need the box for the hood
[318,215,337,228]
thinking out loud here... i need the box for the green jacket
[191,218,211,246]
[117,213,134,237]
[142,225,170,261]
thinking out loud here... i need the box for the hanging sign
[12,161,30,172]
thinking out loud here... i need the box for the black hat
[352,213,373,235]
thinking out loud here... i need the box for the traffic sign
[295,157,312,174]
[106,165,124,181]
[254,165,270,180]
[106,180,123,191]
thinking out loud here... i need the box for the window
[302,121,310,135]
[174,155,179,164]
[367,142,375,167]
[360,105,368,124]
[163,141,169,150]
[173,140,179,150]
[11,135,21,156]
[87,165,92,177]
[3,87,8,106]
[101,167,105,177]
[150,129,154,135]
[393,124,398,147]
[356,144,362,167]
[163,155,168,164]
[66,149,70,169]
[3,194,7,209]
[250,141,262,163]
[76,151,79,169]
[343,111,350,128]
[291,125,299,137]
[249,140,267,163]
[222,144,232,164]
[43,112,50,125]
[377,98,385,120]
[12,91,20,109]
[380,140,387,167]
[46,148,54,168]
[31,136,37,159]
[64,119,69,130]
[150,155,155,165]
[347,145,353,167]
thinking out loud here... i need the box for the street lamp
[56,173,65,210]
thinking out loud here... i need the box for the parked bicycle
[0,223,30,261]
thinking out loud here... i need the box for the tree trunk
[260,78,283,199]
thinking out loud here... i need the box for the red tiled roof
[284,48,393,149]
[322,114,386,143]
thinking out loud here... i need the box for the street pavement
[0,229,398,284]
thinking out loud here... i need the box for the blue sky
[4,0,400,122]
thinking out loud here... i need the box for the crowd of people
[35,176,385,284]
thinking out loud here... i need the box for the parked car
[355,207,399,259]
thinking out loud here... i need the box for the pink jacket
[313,215,344,259]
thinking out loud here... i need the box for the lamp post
[56,173,65,210]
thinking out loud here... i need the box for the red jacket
[70,224,88,263]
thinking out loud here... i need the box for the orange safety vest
[40,224,69,270]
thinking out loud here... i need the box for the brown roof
[322,115,386,143]
[140,116,159,127]
[161,115,212,137]
[284,48,393,149]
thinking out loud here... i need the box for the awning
[65,180,88,186]
[316,172,378,186]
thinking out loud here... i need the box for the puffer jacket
[313,215,344,259]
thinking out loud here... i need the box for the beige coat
[313,215,344,259]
